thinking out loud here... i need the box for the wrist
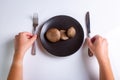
[12,56,23,67]
[13,51,25,63]
[15,48,25,55]
[13,58,23,66]
[97,56,110,66]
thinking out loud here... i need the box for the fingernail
[91,37,96,43]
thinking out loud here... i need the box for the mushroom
[46,28,60,42]
[60,30,69,40]
[67,27,76,38]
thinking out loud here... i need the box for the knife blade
[85,12,93,57]
[86,12,90,36]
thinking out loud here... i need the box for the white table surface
[0,0,120,80]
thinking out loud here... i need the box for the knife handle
[88,48,93,57]
[88,37,95,57]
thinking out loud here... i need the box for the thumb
[86,37,93,49]
[29,34,37,44]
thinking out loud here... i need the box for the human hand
[86,35,108,61]
[14,32,37,59]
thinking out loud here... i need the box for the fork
[31,13,38,55]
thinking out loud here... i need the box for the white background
[0,0,120,80]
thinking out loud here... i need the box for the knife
[85,12,93,57]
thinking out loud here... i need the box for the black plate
[40,15,84,57]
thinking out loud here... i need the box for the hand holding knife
[85,12,93,57]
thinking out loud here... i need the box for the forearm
[7,52,24,80]
[98,57,114,80]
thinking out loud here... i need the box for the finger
[86,38,94,54]
[29,35,37,44]
[103,38,108,45]
[103,38,107,41]
[15,35,18,38]
[93,35,102,39]
[27,34,35,39]
[19,32,33,36]
[14,35,18,44]
[91,36,96,43]
[15,35,19,40]
[86,37,93,48]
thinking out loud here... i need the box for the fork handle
[31,29,36,55]
[31,42,36,55]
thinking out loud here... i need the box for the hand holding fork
[31,13,38,55]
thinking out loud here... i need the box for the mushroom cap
[60,30,69,40]
[46,28,60,42]
[67,27,76,38]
